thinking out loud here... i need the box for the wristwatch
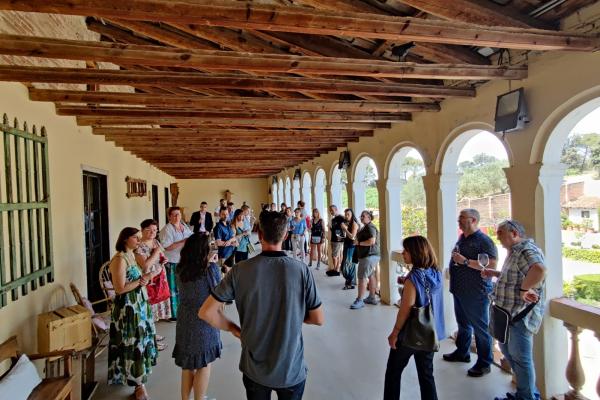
[463,259,469,267]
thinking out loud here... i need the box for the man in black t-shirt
[328,205,345,275]
[444,208,498,378]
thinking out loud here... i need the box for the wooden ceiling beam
[80,118,391,129]
[56,106,410,123]
[1,0,596,50]
[1,65,475,98]
[92,127,372,137]
[32,90,439,112]
[0,34,528,80]
[290,0,490,65]
[397,0,555,30]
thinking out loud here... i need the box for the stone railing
[549,298,600,399]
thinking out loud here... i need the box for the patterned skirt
[108,288,157,386]
[165,262,179,318]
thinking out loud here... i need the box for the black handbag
[401,284,440,352]
[490,301,537,344]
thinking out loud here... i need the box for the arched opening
[440,128,511,334]
[314,168,327,224]
[353,156,379,226]
[271,180,278,205]
[540,100,600,399]
[277,178,284,209]
[331,164,348,211]
[285,176,292,207]
[386,147,427,304]
[292,175,301,207]
[302,171,313,210]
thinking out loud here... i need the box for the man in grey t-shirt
[199,211,324,399]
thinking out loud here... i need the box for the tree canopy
[561,133,600,176]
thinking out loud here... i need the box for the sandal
[156,335,165,342]
[157,342,168,351]
[134,385,149,400]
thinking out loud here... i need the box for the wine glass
[478,253,489,271]
[452,244,460,266]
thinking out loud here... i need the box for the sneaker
[350,299,365,309]
[316,264,320,270]
[308,263,312,267]
[467,364,491,377]
[364,295,380,305]
[442,352,471,363]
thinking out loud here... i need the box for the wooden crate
[38,304,92,353]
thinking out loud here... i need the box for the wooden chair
[0,336,74,400]
[69,283,110,357]
[98,260,115,302]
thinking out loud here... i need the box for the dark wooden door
[152,184,159,222]
[164,187,169,223]
[83,171,109,304]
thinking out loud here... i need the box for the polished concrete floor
[93,266,513,400]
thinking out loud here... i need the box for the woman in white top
[159,206,192,320]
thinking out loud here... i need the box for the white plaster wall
[0,81,173,352]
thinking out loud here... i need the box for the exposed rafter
[0,66,476,98]
[0,0,596,50]
[0,34,529,80]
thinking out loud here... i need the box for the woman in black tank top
[309,208,324,270]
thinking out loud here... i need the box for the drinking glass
[452,244,460,266]
[478,253,489,271]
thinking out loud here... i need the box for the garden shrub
[562,247,600,264]
[572,274,600,302]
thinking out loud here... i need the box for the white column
[439,172,460,335]
[386,178,404,305]
[536,163,569,398]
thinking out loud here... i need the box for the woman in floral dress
[135,219,171,351]
[108,227,158,400]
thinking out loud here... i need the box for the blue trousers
[452,293,493,367]
[341,243,356,286]
[499,320,540,400]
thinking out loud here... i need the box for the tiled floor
[93,265,513,400]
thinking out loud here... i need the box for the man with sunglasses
[482,220,546,400]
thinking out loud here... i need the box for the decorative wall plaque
[125,176,147,198]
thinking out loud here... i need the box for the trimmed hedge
[562,247,600,264]
[564,274,600,303]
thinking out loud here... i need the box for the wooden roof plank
[0,34,529,79]
[31,88,440,112]
[0,65,475,98]
[0,0,596,50]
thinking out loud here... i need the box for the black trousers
[235,251,249,263]
[243,375,305,400]
[383,342,437,400]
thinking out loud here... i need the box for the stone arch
[384,145,428,304]
[301,171,313,210]
[314,167,327,222]
[352,154,379,215]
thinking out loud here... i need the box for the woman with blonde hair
[384,235,445,400]
[309,208,324,270]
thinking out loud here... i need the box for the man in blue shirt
[214,206,237,272]
[444,208,498,378]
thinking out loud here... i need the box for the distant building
[561,175,600,231]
